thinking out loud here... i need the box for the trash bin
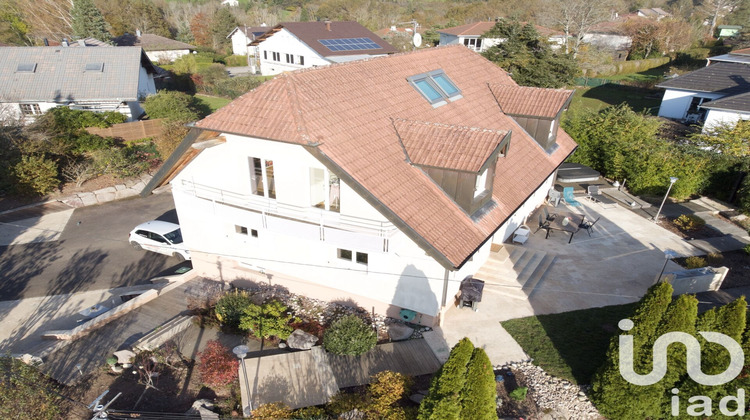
[458,277,485,311]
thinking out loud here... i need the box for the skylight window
[84,62,104,72]
[407,70,462,106]
[16,63,37,73]
[319,38,382,52]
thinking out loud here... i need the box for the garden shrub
[326,391,367,415]
[142,90,201,122]
[322,315,376,356]
[706,252,723,265]
[13,155,58,195]
[685,256,707,269]
[509,386,528,401]
[366,370,413,419]
[418,337,474,420]
[744,244,750,255]
[291,406,327,419]
[38,107,126,134]
[0,356,64,420]
[252,402,293,419]
[673,214,705,231]
[197,340,238,387]
[72,133,114,154]
[210,75,264,99]
[215,290,253,329]
[460,348,497,420]
[224,54,248,67]
[239,300,296,340]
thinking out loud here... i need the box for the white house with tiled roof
[153,45,575,325]
[248,21,398,76]
[438,21,566,52]
[0,46,157,123]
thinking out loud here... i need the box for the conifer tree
[460,348,497,420]
[71,0,110,42]
[590,282,673,419]
[418,337,474,420]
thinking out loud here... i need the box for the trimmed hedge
[582,56,670,78]
[214,290,253,329]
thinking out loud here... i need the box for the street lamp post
[653,176,678,223]
[657,249,678,283]
[233,345,251,415]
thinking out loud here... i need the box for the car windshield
[163,228,183,244]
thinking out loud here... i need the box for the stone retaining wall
[61,174,154,208]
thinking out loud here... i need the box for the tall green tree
[460,348,497,420]
[0,2,31,45]
[418,337,474,420]
[481,18,579,88]
[211,7,238,52]
[71,0,110,42]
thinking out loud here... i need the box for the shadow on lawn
[580,84,661,114]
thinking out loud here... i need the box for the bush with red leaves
[197,340,239,388]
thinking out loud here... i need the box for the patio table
[545,212,585,244]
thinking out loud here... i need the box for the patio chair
[562,187,581,207]
[535,214,552,238]
[587,186,617,208]
[542,206,556,222]
[512,225,531,245]
[548,188,561,207]
[579,217,601,236]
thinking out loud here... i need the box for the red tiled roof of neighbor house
[394,118,507,172]
[195,45,576,268]
[732,47,750,56]
[250,21,397,57]
[490,85,574,119]
[438,21,563,37]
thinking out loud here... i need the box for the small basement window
[84,62,104,72]
[355,252,368,265]
[337,248,353,261]
[16,63,37,73]
[407,70,461,105]
[235,225,258,237]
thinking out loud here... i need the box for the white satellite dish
[413,33,422,48]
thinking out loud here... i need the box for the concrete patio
[428,197,704,366]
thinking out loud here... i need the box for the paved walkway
[239,340,441,410]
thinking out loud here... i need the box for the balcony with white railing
[179,179,398,238]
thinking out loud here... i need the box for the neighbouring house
[146,45,575,326]
[0,46,157,123]
[657,48,750,131]
[248,21,398,76]
[437,21,567,53]
[717,25,742,38]
[221,0,238,6]
[228,25,270,57]
[581,17,633,60]
[113,30,195,63]
[374,25,422,51]
[636,8,671,20]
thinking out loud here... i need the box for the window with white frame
[249,157,276,199]
[298,55,305,65]
[236,225,258,237]
[309,168,340,212]
[286,53,293,64]
[272,52,280,62]
[463,37,482,51]
[474,167,489,198]
[337,248,368,265]
[19,104,41,115]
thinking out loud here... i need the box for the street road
[0,193,180,301]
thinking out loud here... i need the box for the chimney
[324,20,331,31]
[62,38,69,47]
[43,38,49,46]
[136,29,141,37]
[78,39,86,47]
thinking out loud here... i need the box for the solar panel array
[319,38,382,52]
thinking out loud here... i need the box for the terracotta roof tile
[490,84,574,119]
[394,118,507,172]
[195,45,576,268]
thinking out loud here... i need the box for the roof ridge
[392,117,507,135]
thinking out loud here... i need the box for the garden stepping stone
[387,323,414,341]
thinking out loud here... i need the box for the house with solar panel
[248,21,398,76]
[437,21,566,53]
[143,45,575,326]
[657,48,750,132]
[0,46,157,123]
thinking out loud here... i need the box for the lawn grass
[602,64,669,84]
[501,302,638,384]
[194,94,231,112]
[568,84,662,115]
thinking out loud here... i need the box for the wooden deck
[240,339,442,409]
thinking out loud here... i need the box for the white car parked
[128,221,191,261]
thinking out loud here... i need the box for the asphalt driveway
[0,192,180,301]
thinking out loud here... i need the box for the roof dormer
[393,118,510,215]
[489,84,574,153]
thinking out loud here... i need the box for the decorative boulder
[387,323,414,341]
[113,349,135,365]
[286,329,318,350]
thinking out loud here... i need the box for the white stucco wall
[491,172,555,244]
[169,133,514,320]
[257,28,329,76]
[581,33,632,50]
[702,109,750,133]
[657,89,725,120]
[231,31,252,56]
[3,101,140,123]
[146,49,191,64]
